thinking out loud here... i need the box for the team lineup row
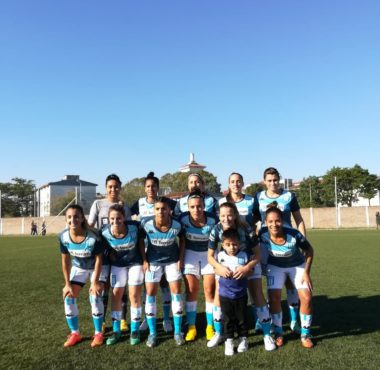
[59,169,314,355]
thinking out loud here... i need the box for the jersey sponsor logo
[150,238,176,247]
[186,232,209,242]
[269,249,292,257]
[113,242,136,251]
[237,208,249,215]
[69,250,92,258]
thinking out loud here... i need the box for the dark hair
[65,204,88,229]
[187,188,205,204]
[108,204,126,217]
[188,173,204,185]
[219,202,245,230]
[145,171,159,187]
[154,196,171,207]
[222,228,240,243]
[265,206,283,221]
[226,172,244,201]
[263,167,280,180]
[106,173,122,186]
[228,172,244,183]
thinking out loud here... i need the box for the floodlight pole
[334,176,339,228]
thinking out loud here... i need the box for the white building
[179,153,206,173]
[36,175,97,217]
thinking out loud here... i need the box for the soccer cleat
[185,325,197,342]
[301,335,314,349]
[255,319,263,334]
[174,333,185,346]
[64,332,82,348]
[163,319,173,333]
[225,338,234,356]
[121,319,129,332]
[106,332,121,346]
[146,334,157,348]
[274,334,284,348]
[237,337,248,353]
[263,335,276,351]
[207,333,223,348]
[139,318,148,331]
[290,320,301,334]
[130,331,140,345]
[91,333,104,347]
[206,325,215,341]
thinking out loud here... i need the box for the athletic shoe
[206,325,215,341]
[274,334,284,348]
[290,320,301,334]
[64,332,82,347]
[174,333,185,346]
[130,331,140,345]
[139,318,148,331]
[106,332,121,346]
[301,335,314,349]
[237,337,248,353]
[163,319,173,333]
[91,333,104,347]
[185,325,197,342]
[146,334,157,348]
[225,338,234,356]
[121,319,129,332]
[207,333,223,348]
[255,319,263,333]
[263,335,276,351]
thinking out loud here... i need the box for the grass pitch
[1,230,379,369]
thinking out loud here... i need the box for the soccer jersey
[101,221,142,267]
[218,194,256,227]
[175,193,218,217]
[179,211,218,252]
[59,229,104,270]
[259,226,311,268]
[88,199,132,229]
[254,190,300,227]
[217,250,249,299]
[142,218,183,265]
[130,197,176,222]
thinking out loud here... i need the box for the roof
[48,179,97,187]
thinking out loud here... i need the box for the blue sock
[300,314,312,336]
[213,306,222,335]
[161,288,171,321]
[186,301,197,326]
[205,302,213,327]
[171,294,183,335]
[64,297,79,332]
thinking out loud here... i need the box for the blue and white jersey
[218,194,256,227]
[88,199,132,229]
[217,250,249,299]
[254,190,300,227]
[259,226,311,268]
[131,197,176,222]
[59,229,104,270]
[101,221,142,267]
[142,218,183,265]
[175,193,218,217]
[179,211,218,252]
[208,223,255,253]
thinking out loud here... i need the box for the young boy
[217,228,250,356]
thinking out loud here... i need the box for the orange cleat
[301,335,314,348]
[91,333,104,348]
[64,332,82,348]
[275,335,284,347]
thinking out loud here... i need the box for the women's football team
[60,169,314,354]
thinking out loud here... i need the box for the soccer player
[140,197,185,347]
[101,204,144,345]
[130,172,176,333]
[179,189,218,342]
[259,207,314,348]
[59,204,107,348]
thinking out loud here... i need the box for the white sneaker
[163,319,173,333]
[139,319,148,331]
[207,333,223,348]
[264,335,276,351]
[225,338,234,356]
[237,337,248,353]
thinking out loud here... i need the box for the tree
[120,177,146,207]
[358,173,380,206]
[295,176,326,208]
[50,192,76,216]
[244,182,265,196]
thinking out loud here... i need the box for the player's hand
[302,272,313,292]
[178,260,184,271]
[90,281,103,296]
[62,284,74,299]
[143,260,149,273]
[216,265,232,278]
[233,265,250,279]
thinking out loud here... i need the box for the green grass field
[1,230,380,369]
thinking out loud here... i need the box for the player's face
[109,210,124,228]
[154,202,170,223]
[106,180,120,200]
[264,174,280,193]
[188,197,204,221]
[145,179,158,199]
[223,238,239,256]
[219,206,236,230]
[266,211,283,236]
[229,174,244,194]
[188,175,203,192]
[66,208,84,230]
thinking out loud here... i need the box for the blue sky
[1,0,379,193]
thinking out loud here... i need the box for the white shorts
[266,263,308,290]
[183,249,214,279]
[70,265,109,286]
[247,262,262,280]
[145,262,182,283]
[110,265,144,288]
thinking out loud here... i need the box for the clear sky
[1,0,379,193]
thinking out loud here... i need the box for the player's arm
[90,253,103,296]
[234,237,260,279]
[293,210,306,237]
[61,253,73,299]
[208,248,232,278]
[300,238,313,291]
[139,234,149,273]
[178,235,185,270]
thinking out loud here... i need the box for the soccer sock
[145,295,157,335]
[130,306,142,333]
[161,287,171,322]
[205,301,214,327]
[122,292,128,321]
[271,312,283,335]
[171,294,183,335]
[213,306,223,335]
[111,311,122,333]
[300,313,313,336]
[64,297,79,332]
[256,305,272,336]
[186,301,197,327]
[90,294,104,334]
[287,289,299,323]
[102,291,109,323]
